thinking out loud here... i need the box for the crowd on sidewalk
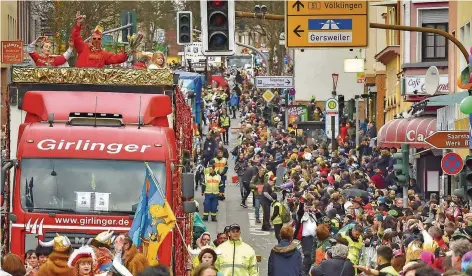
[190,71,472,276]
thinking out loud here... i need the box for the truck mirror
[182,173,194,199]
[9,214,17,223]
[183,201,197,214]
[1,160,17,196]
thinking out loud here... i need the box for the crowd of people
[189,68,472,276]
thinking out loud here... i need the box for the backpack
[280,203,291,223]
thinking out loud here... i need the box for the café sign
[404,75,449,95]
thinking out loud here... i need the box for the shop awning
[377,117,437,149]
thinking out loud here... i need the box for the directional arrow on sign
[292,0,304,12]
[285,79,291,85]
[293,25,304,38]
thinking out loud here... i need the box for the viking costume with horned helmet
[72,11,129,68]
[89,230,114,274]
[37,234,74,276]
[27,36,74,67]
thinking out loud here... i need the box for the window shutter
[421,9,448,24]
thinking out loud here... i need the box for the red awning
[377,117,437,149]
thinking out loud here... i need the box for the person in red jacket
[27,36,74,67]
[73,12,128,68]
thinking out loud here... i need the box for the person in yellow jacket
[215,223,259,276]
[355,246,399,276]
[202,161,224,222]
[339,223,363,266]
[270,192,283,243]
[213,150,228,193]
[219,109,231,145]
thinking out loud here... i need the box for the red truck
[2,67,195,274]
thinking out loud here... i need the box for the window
[422,23,448,61]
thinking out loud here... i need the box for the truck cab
[3,67,195,271]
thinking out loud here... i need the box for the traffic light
[465,156,472,198]
[121,11,137,43]
[177,11,193,45]
[454,168,467,199]
[393,144,410,186]
[200,0,235,56]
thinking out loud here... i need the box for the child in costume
[72,11,129,68]
[27,36,74,67]
[37,234,74,276]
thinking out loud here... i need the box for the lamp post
[331,73,339,151]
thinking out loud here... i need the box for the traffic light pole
[83,24,133,42]
[233,12,469,62]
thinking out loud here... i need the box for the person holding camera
[310,244,355,276]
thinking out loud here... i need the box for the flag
[128,163,176,265]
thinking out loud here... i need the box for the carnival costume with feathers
[27,38,73,67]
[37,234,75,276]
[89,230,114,274]
[72,24,127,68]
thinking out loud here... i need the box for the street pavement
[194,117,273,275]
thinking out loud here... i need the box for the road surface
[195,117,273,275]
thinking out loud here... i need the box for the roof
[18,123,175,161]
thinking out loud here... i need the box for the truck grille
[43,232,114,250]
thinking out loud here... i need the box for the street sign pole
[331,115,337,151]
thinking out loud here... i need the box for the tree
[235,1,285,75]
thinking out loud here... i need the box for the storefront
[378,117,441,194]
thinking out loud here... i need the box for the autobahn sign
[285,0,368,48]
[441,152,463,176]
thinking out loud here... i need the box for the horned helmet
[39,233,72,253]
[90,230,114,249]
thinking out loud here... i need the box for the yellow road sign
[262,90,275,102]
[285,1,368,48]
[287,0,367,16]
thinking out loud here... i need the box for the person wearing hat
[89,230,114,274]
[73,12,129,68]
[202,160,224,221]
[215,224,258,276]
[38,234,74,276]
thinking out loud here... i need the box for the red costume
[27,42,72,67]
[72,25,127,68]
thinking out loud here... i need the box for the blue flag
[128,164,176,265]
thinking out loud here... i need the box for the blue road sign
[308,19,353,30]
[441,152,463,175]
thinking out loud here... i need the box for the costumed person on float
[72,11,137,68]
[89,230,114,274]
[27,36,74,67]
[67,246,106,276]
[38,234,75,276]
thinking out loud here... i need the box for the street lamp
[332,73,339,96]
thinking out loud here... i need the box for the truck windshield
[19,159,166,214]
